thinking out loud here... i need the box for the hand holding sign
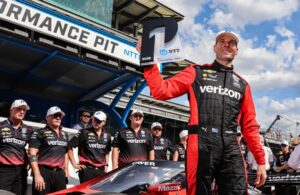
[136,37,142,53]
[140,18,185,66]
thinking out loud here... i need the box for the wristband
[28,155,37,163]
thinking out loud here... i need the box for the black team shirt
[69,127,111,167]
[112,127,153,167]
[275,151,291,173]
[174,143,186,162]
[29,126,69,168]
[0,120,33,165]
[153,136,175,160]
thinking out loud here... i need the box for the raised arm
[144,65,196,100]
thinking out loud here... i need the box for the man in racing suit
[143,30,266,195]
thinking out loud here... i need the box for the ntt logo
[200,85,241,100]
[160,49,168,55]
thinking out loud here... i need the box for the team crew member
[29,106,69,195]
[68,111,111,183]
[150,122,175,160]
[274,140,291,173]
[274,141,295,195]
[112,109,154,169]
[0,99,33,195]
[72,111,91,130]
[173,130,188,162]
[247,136,273,172]
[142,30,266,194]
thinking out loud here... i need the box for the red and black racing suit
[144,60,265,195]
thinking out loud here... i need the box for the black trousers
[187,127,247,195]
[275,185,297,195]
[78,166,105,183]
[0,164,27,195]
[32,166,66,195]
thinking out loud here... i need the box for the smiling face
[214,34,238,64]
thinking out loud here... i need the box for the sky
[142,0,300,137]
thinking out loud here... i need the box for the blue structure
[0,0,184,128]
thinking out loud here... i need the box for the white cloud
[234,43,279,74]
[275,38,296,66]
[256,96,300,135]
[275,26,295,38]
[157,0,216,63]
[235,32,299,90]
[158,0,208,20]
[292,47,300,72]
[209,0,300,29]
[246,71,300,90]
[266,35,276,48]
[208,9,235,29]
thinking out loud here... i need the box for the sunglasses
[133,114,143,118]
[281,144,288,147]
[93,118,103,124]
[82,115,91,118]
[153,128,162,131]
[52,113,63,119]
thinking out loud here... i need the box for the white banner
[150,27,184,65]
[140,18,185,66]
[0,0,140,66]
